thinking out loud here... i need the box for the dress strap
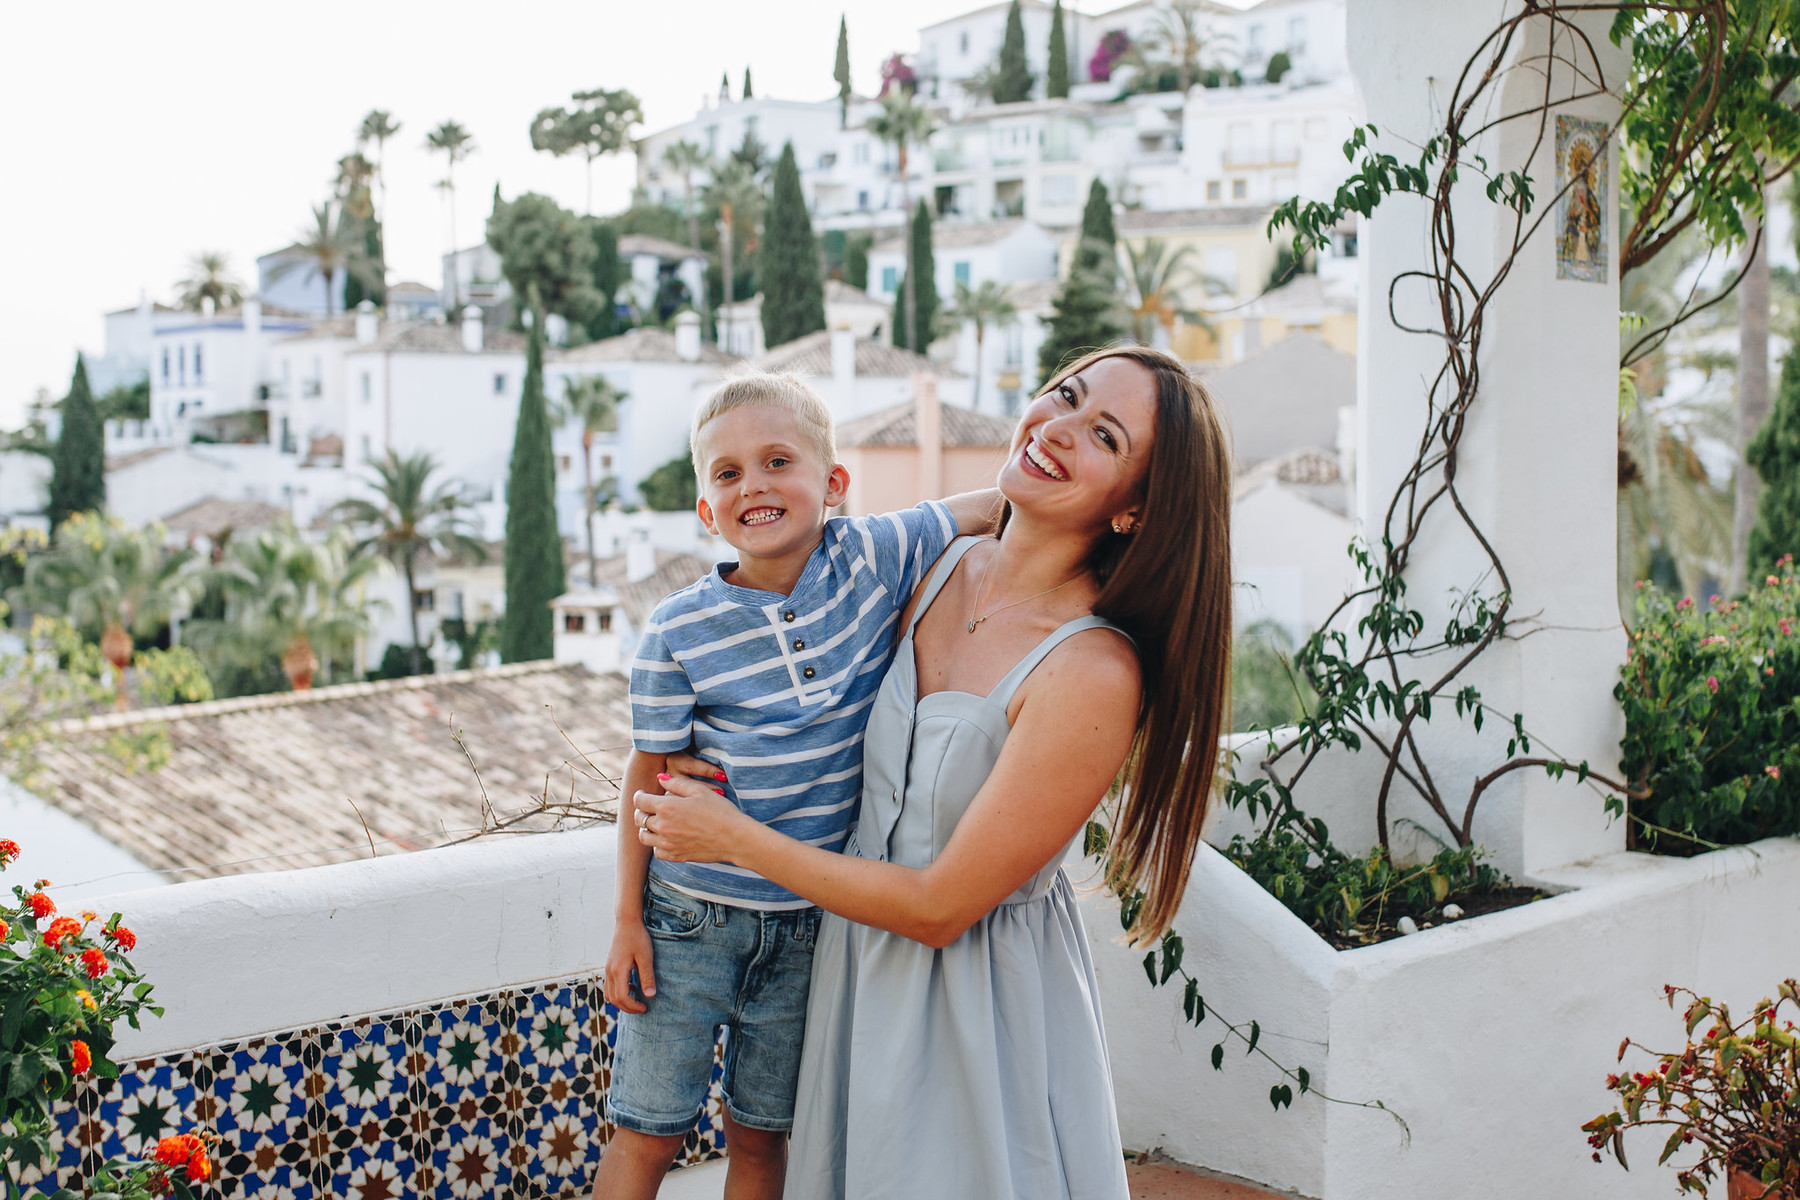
[906,536,985,637]
[988,615,1131,711]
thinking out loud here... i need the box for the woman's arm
[637,631,1140,948]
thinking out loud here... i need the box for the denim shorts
[606,873,821,1137]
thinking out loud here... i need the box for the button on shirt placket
[771,606,822,702]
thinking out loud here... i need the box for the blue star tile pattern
[38,974,728,1198]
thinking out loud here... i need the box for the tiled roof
[872,219,1033,256]
[748,331,964,379]
[555,327,739,366]
[387,281,437,296]
[589,549,714,629]
[1116,206,1274,233]
[838,399,1016,448]
[32,662,631,884]
[1006,277,1062,310]
[618,234,706,261]
[278,316,358,341]
[105,447,173,473]
[356,321,527,355]
[161,497,289,537]
[826,279,884,306]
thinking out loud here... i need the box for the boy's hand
[603,916,656,1014]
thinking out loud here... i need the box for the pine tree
[762,142,828,349]
[835,16,853,128]
[48,354,105,528]
[743,67,754,99]
[1038,181,1124,383]
[995,0,1035,104]
[500,296,565,663]
[1047,0,1071,99]
[1749,346,1800,568]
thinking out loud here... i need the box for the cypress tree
[835,16,853,128]
[500,296,565,663]
[1047,0,1071,99]
[743,67,754,99]
[762,142,828,349]
[1038,181,1123,383]
[890,206,939,351]
[721,71,732,100]
[588,220,623,340]
[995,0,1034,104]
[48,354,105,529]
[846,234,871,291]
[1749,347,1800,568]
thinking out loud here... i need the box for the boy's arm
[942,488,1005,537]
[602,748,668,1014]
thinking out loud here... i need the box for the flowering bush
[878,53,917,98]
[0,838,213,1200]
[1584,981,1800,1197]
[1089,30,1132,82]
[1616,560,1800,850]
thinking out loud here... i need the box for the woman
[636,346,1233,1199]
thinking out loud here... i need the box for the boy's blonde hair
[690,372,837,476]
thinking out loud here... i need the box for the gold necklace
[965,551,1085,633]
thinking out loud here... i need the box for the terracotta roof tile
[161,497,289,537]
[748,331,963,379]
[33,662,630,883]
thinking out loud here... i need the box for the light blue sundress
[784,536,1132,1200]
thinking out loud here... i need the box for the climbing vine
[1107,0,1800,1118]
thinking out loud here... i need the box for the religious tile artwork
[1555,114,1609,283]
[27,975,727,1199]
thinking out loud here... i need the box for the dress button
[783,610,796,622]
[793,639,805,651]
[803,666,816,679]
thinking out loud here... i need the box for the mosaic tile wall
[27,975,727,1199]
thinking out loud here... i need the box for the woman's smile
[1022,439,1069,481]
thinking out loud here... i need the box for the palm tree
[269,203,374,317]
[18,513,201,701]
[945,280,1017,413]
[176,251,245,312]
[1134,0,1235,91]
[1121,238,1211,347]
[333,450,487,676]
[867,92,936,349]
[358,109,402,226]
[426,120,477,304]
[185,525,379,691]
[703,157,764,353]
[554,375,626,586]
[663,140,710,253]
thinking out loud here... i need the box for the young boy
[592,373,999,1199]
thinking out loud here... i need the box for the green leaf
[1297,1066,1310,1094]
[1211,1042,1225,1071]
[1658,1125,1686,1165]
[1247,1021,1261,1055]
[1269,1083,1294,1109]
[1142,951,1157,986]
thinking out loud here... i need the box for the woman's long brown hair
[1037,345,1234,942]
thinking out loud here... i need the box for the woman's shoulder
[1012,618,1141,721]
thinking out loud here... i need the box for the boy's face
[694,406,849,564]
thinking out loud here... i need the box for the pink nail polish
[656,773,671,783]
[714,771,728,782]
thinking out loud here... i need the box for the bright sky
[0,0,1052,429]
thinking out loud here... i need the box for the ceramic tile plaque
[1556,115,1609,283]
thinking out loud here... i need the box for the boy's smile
[694,406,849,595]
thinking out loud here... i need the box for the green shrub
[1617,558,1800,850]
[1231,621,1317,732]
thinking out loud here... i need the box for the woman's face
[999,355,1159,533]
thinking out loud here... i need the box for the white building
[716,280,893,359]
[747,327,971,424]
[146,299,311,446]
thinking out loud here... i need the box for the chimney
[830,326,856,390]
[674,310,702,362]
[461,306,484,353]
[243,297,262,338]
[626,531,656,583]
[136,290,151,322]
[914,373,943,501]
[355,299,378,344]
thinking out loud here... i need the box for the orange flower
[75,988,97,1011]
[0,838,18,866]
[79,947,108,979]
[43,916,81,950]
[0,920,8,940]
[104,924,137,952]
[155,1134,202,1166]
[80,909,97,923]
[26,892,54,919]
[70,1039,91,1074]
[185,1147,211,1181]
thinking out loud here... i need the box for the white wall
[6,778,167,905]
[1233,481,1357,638]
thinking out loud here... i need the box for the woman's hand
[635,773,751,864]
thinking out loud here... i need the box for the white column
[1345,2,1628,877]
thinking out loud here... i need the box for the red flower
[42,915,81,950]
[79,947,108,979]
[155,1134,202,1167]
[1706,676,1719,694]
[185,1147,212,1181]
[0,920,8,940]
[104,924,137,951]
[70,1039,91,1074]
[26,892,54,919]
[0,838,18,867]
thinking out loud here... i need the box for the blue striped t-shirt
[630,501,956,907]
